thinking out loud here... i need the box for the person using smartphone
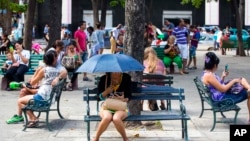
[202,52,250,123]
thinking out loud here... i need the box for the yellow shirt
[110,37,116,54]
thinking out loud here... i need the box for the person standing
[95,23,105,54]
[187,25,200,70]
[162,20,175,41]
[112,24,122,40]
[74,21,89,81]
[172,19,190,74]
[216,27,222,51]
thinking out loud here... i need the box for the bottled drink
[9,46,14,53]
[9,82,23,90]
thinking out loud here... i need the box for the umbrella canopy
[76,54,144,73]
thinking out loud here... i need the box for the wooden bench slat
[84,115,190,122]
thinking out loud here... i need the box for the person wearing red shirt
[74,21,89,81]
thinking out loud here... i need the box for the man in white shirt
[5,38,30,85]
[216,28,222,50]
[112,24,122,40]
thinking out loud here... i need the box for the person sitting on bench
[202,52,250,123]
[6,50,59,127]
[92,72,131,141]
[4,38,30,90]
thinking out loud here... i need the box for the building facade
[36,0,236,38]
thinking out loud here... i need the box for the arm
[30,68,44,85]
[17,50,30,64]
[164,45,172,54]
[98,75,114,100]
[203,73,240,92]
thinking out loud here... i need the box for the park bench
[83,82,190,141]
[0,54,44,90]
[152,47,175,73]
[193,77,241,131]
[22,78,66,131]
[221,40,250,55]
[142,73,174,110]
[94,73,174,111]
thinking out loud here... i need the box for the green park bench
[193,77,241,131]
[153,47,175,73]
[0,54,44,90]
[222,39,250,55]
[22,78,66,131]
[83,82,190,141]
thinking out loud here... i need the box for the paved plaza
[0,44,250,141]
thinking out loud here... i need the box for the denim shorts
[222,89,248,104]
[81,52,88,63]
[33,94,46,107]
[189,46,197,57]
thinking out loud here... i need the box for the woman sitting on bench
[93,72,131,141]
[10,50,59,127]
[202,52,250,123]
[4,38,30,90]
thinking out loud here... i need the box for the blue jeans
[222,89,248,104]
[81,52,88,63]
[33,94,46,107]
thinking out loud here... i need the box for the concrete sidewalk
[0,48,250,141]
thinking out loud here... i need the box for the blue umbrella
[76,54,144,73]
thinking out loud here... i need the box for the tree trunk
[124,0,145,126]
[0,9,12,35]
[91,0,99,28]
[23,0,36,51]
[100,0,108,26]
[48,0,62,48]
[233,0,245,56]
[146,0,153,22]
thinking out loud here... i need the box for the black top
[164,44,179,58]
[98,73,132,100]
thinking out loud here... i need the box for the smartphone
[225,64,229,72]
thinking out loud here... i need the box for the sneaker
[66,83,73,91]
[6,115,24,124]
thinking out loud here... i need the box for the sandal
[26,120,39,128]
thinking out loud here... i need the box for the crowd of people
[1,19,250,141]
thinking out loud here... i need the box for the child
[31,42,42,54]
[2,52,13,72]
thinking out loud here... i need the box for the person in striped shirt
[172,19,190,74]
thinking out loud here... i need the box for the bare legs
[17,95,37,121]
[240,78,250,120]
[92,110,129,141]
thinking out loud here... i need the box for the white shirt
[112,28,121,40]
[14,50,30,66]
[216,31,222,43]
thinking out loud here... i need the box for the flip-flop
[26,120,39,128]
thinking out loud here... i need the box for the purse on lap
[61,56,76,69]
[103,98,127,111]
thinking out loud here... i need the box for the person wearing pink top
[143,47,167,110]
[74,21,89,81]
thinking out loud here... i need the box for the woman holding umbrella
[92,72,132,141]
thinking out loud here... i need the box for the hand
[222,71,229,78]
[105,86,113,94]
[51,77,59,86]
[233,78,242,84]
[16,49,21,54]
[12,62,19,67]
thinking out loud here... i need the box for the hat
[15,38,23,45]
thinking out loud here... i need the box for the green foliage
[181,0,204,8]
[9,3,27,13]
[110,0,125,8]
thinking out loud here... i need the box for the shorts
[81,51,88,63]
[177,44,189,59]
[33,94,46,106]
[222,89,248,104]
[99,42,104,49]
[189,46,197,57]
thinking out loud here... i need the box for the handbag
[103,98,127,111]
[61,56,76,69]
[101,74,127,111]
